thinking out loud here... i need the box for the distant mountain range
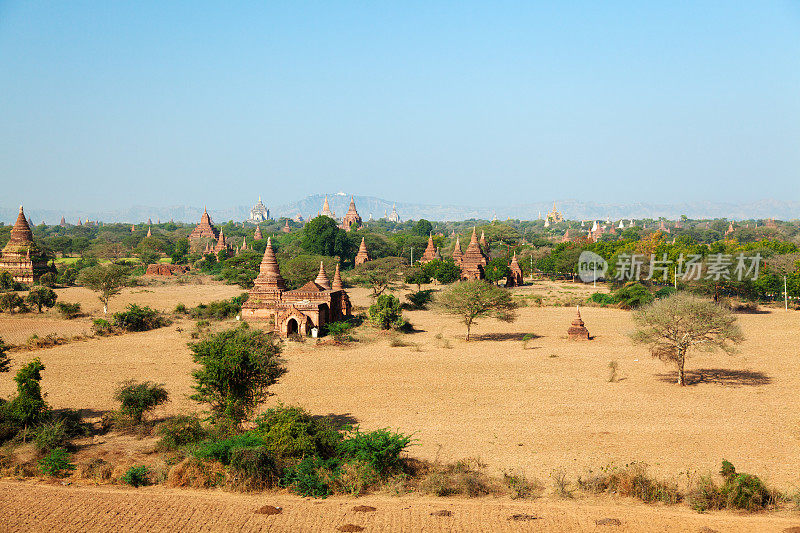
[3,195,799,225]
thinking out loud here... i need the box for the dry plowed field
[2,480,798,532]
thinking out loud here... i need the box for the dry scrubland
[1,277,799,530]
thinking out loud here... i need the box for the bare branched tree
[630,293,744,386]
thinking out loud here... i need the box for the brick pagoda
[420,234,437,263]
[189,207,219,251]
[451,235,463,265]
[340,196,363,232]
[567,306,590,340]
[460,228,488,280]
[355,237,370,266]
[506,252,523,287]
[0,206,48,284]
[241,238,351,336]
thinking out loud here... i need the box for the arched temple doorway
[286,317,299,336]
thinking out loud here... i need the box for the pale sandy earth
[1,278,799,530]
[2,480,799,532]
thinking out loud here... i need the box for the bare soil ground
[1,277,799,530]
[2,480,799,532]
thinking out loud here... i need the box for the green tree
[412,219,433,237]
[614,282,655,309]
[422,258,462,284]
[0,292,25,313]
[301,216,349,258]
[114,381,169,424]
[278,255,338,290]
[0,271,14,290]
[368,294,405,329]
[484,257,511,285]
[8,358,48,431]
[26,286,57,313]
[404,266,431,291]
[77,264,128,314]
[189,326,286,426]
[171,238,190,264]
[351,257,407,297]
[38,272,56,288]
[437,280,518,340]
[630,293,744,386]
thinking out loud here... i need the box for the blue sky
[1,1,799,210]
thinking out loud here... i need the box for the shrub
[191,433,267,464]
[114,381,169,424]
[121,465,150,487]
[228,445,279,489]
[325,321,354,341]
[38,272,56,287]
[92,318,114,336]
[419,458,495,497]
[333,460,380,496]
[0,335,9,373]
[281,456,337,498]
[551,468,574,498]
[339,428,412,478]
[56,302,82,319]
[33,418,70,452]
[252,405,342,461]
[113,304,168,332]
[39,447,75,477]
[613,282,654,309]
[0,292,26,313]
[404,289,435,310]
[157,415,206,450]
[577,462,680,504]
[503,471,542,499]
[587,293,615,306]
[174,303,188,314]
[188,294,248,320]
[76,458,114,483]
[654,286,676,299]
[368,294,405,330]
[717,460,777,511]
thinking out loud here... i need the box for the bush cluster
[689,460,779,512]
[368,294,406,330]
[186,294,248,320]
[176,405,411,498]
[113,304,169,332]
[55,302,83,319]
[404,289,435,310]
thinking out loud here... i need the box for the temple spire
[332,262,344,291]
[10,205,34,244]
[255,237,285,289]
[315,261,331,290]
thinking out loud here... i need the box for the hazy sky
[1,1,799,211]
